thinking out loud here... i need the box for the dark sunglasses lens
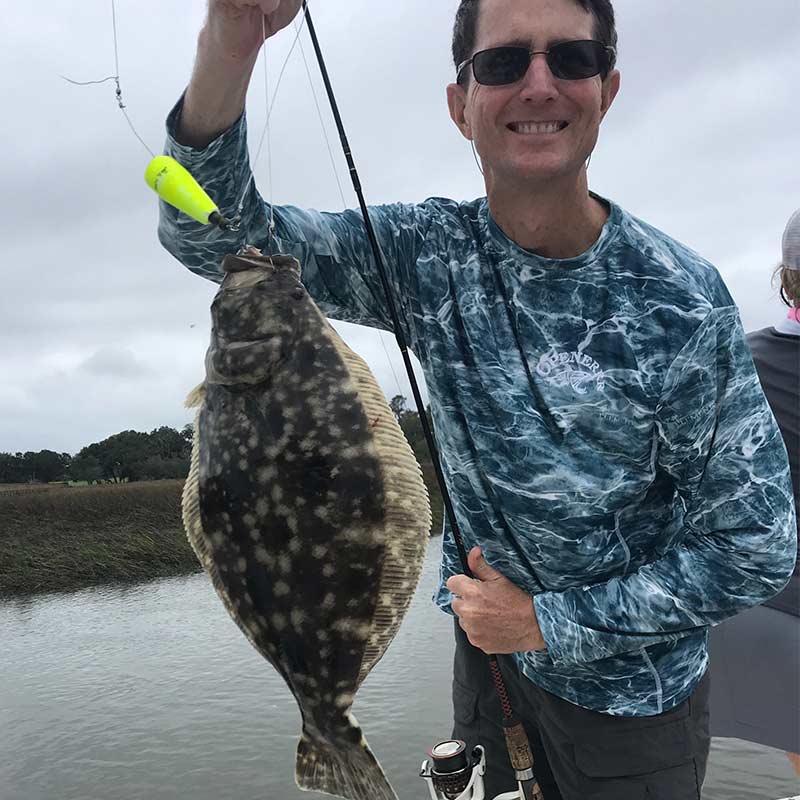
[473,47,531,85]
[549,41,607,79]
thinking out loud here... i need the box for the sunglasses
[457,40,616,85]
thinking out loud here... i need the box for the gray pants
[451,622,710,800]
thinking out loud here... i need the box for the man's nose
[518,53,559,102]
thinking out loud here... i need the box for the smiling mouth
[508,121,569,134]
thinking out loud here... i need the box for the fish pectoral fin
[296,715,397,800]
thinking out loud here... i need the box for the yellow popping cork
[145,156,229,229]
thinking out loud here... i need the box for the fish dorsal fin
[184,382,206,409]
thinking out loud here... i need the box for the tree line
[0,397,443,505]
[0,426,193,485]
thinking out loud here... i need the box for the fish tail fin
[296,714,396,800]
[184,382,206,409]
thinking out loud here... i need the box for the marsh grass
[0,481,199,597]
[0,469,443,598]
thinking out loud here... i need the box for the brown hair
[775,264,800,307]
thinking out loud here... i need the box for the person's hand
[205,0,305,60]
[446,547,547,654]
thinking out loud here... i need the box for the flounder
[182,249,431,800]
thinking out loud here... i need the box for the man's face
[447,0,620,190]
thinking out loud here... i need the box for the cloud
[78,347,154,379]
[2,0,798,454]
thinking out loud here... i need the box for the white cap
[783,209,800,270]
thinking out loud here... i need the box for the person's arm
[158,2,435,345]
[178,0,302,148]
[533,306,798,666]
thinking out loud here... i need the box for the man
[159,1,798,798]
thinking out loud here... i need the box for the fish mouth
[222,251,302,276]
[507,120,569,135]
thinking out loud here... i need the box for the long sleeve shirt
[158,99,797,716]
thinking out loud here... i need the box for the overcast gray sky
[1,0,798,455]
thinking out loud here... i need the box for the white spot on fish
[272,613,287,631]
[336,693,355,709]
[312,544,328,559]
[258,466,277,484]
[290,609,306,628]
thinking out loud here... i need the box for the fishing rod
[299,4,542,799]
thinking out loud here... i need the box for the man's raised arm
[177,0,303,148]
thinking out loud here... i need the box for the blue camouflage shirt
[159,100,797,717]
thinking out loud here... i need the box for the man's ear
[600,69,620,120]
[447,82,473,140]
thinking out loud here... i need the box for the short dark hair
[453,0,618,84]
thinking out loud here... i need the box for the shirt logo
[536,351,607,395]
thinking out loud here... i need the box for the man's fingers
[446,574,478,598]
[468,546,505,582]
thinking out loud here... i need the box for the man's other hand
[446,547,547,654]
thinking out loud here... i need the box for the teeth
[512,121,565,134]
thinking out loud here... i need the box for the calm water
[2,540,798,800]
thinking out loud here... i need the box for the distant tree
[136,455,190,481]
[389,394,408,421]
[180,424,194,445]
[77,431,151,482]
[68,454,104,484]
[149,426,189,460]
[0,450,70,484]
[72,427,190,483]
[23,450,71,483]
[0,452,26,483]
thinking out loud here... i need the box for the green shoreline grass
[0,477,444,599]
[0,481,200,598]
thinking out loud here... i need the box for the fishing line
[293,19,348,210]
[299,5,542,796]
[260,14,277,248]
[62,0,155,159]
[235,12,310,225]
